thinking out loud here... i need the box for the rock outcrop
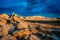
[0,14,60,40]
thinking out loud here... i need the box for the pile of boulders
[0,14,55,40]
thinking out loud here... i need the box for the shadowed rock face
[0,14,60,40]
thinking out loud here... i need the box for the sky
[0,0,60,18]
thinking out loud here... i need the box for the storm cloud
[0,0,60,17]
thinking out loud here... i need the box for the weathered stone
[0,35,17,40]
[30,35,40,40]
[0,14,59,40]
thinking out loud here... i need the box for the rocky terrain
[0,14,60,40]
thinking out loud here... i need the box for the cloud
[0,0,60,17]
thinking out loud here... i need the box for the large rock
[0,24,10,36]
[1,14,9,19]
[30,35,40,40]
[0,35,17,40]
[17,22,28,29]
[13,29,31,38]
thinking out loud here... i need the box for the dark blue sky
[0,0,60,18]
